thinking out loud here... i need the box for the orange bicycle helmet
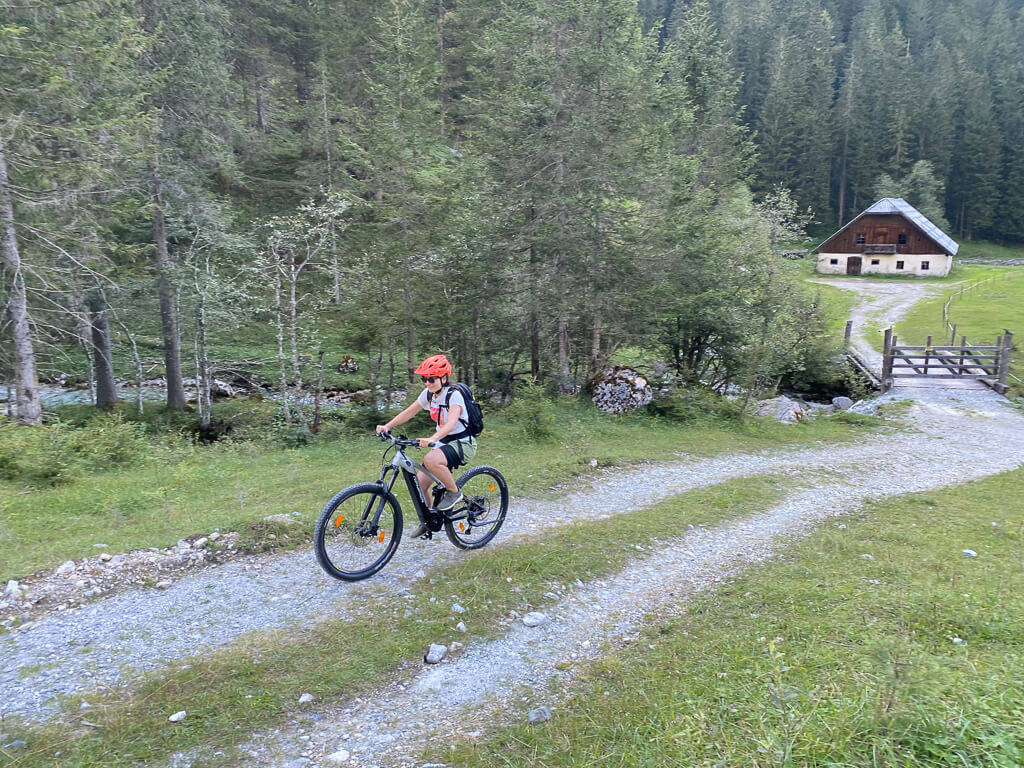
[414,354,452,377]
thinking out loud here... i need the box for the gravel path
[229,386,1024,768]
[3,386,1022,745]
[808,277,953,370]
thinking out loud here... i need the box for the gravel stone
[424,644,447,664]
[962,549,978,557]
[527,706,552,725]
[168,711,187,723]
[522,612,547,627]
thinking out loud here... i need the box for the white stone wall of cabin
[815,253,951,277]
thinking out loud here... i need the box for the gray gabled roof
[815,198,959,256]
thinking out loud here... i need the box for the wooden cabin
[814,198,958,277]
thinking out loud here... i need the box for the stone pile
[591,367,653,414]
[0,530,241,630]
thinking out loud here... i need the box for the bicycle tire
[444,466,509,550]
[314,483,403,581]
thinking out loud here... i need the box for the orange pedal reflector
[335,515,344,527]
[488,483,495,492]
[378,531,386,543]
[459,522,466,532]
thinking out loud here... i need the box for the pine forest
[3,0,1024,425]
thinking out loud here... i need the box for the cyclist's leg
[424,446,459,491]
[416,468,436,501]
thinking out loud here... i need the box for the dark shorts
[439,439,476,469]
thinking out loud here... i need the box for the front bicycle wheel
[444,466,509,550]
[314,483,402,581]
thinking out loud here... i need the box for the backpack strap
[439,384,470,441]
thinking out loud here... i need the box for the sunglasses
[421,376,440,383]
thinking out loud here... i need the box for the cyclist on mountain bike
[375,354,477,512]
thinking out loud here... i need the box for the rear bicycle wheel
[314,483,402,581]
[444,466,508,549]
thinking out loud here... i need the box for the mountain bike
[314,431,509,581]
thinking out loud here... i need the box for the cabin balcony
[862,244,897,254]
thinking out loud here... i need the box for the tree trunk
[73,299,96,405]
[150,165,187,409]
[288,261,307,426]
[312,350,324,434]
[87,290,117,409]
[193,250,212,429]
[116,317,145,416]
[256,89,269,133]
[274,259,292,424]
[0,132,41,425]
[528,204,541,382]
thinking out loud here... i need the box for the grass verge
[1,475,791,767]
[442,468,1024,768]
[0,403,879,581]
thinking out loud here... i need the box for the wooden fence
[880,328,1015,394]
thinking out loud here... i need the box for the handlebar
[378,430,438,449]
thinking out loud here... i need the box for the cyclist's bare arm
[376,400,423,435]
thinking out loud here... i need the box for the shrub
[60,414,149,471]
[342,403,402,437]
[498,383,559,441]
[647,386,744,424]
[0,414,147,484]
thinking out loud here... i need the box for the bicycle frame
[379,446,439,530]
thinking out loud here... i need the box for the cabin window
[829,258,838,265]
[921,261,930,270]
[898,232,907,244]
[896,260,905,270]
[855,233,866,244]
[870,259,880,265]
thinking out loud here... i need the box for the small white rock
[56,560,76,576]
[448,641,465,653]
[80,701,92,710]
[192,537,208,549]
[168,710,187,723]
[156,580,173,589]
[860,554,874,560]
[298,693,314,704]
[456,621,467,632]
[451,603,466,613]
[588,459,598,468]
[325,748,350,764]
[209,531,221,541]
[952,636,965,645]
[522,612,547,627]
[527,706,552,724]
[424,644,447,664]
[99,553,112,562]
[962,549,978,558]
[415,570,427,580]
[838,524,847,530]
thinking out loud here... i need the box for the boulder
[755,395,811,424]
[591,367,653,414]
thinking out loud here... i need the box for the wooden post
[959,335,967,376]
[844,320,853,347]
[996,330,1014,394]
[950,324,957,345]
[925,335,932,375]
[882,327,893,391]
